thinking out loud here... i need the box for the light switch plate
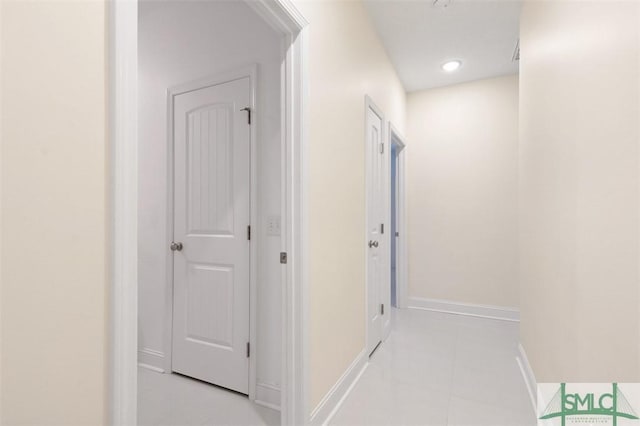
[266,215,281,236]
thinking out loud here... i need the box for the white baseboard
[138,348,166,372]
[309,349,368,426]
[516,343,537,413]
[255,382,281,411]
[407,297,520,322]
[139,349,283,413]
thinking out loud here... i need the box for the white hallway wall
[291,0,407,413]
[407,75,519,309]
[519,0,640,382]
[138,0,283,393]
[1,1,108,424]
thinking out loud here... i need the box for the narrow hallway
[330,309,535,425]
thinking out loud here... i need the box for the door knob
[170,242,183,251]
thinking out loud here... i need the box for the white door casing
[365,97,388,356]
[171,76,252,394]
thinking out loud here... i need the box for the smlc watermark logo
[538,383,640,426]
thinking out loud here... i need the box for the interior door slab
[171,77,252,394]
[366,103,386,356]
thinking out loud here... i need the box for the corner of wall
[309,349,368,426]
[516,343,537,413]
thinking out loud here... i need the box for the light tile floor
[329,308,536,426]
[138,368,279,426]
[138,308,535,426]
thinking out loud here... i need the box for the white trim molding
[309,349,368,426]
[516,343,537,413]
[255,383,281,411]
[137,348,165,373]
[407,297,520,322]
[109,0,138,424]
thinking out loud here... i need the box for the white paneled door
[171,77,252,394]
[366,100,389,356]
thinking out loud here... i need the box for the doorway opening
[136,3,282,424]
[109,1,308,425]
[389,125,407,309]
[136,2,281,423]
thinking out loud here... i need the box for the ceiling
[363,0,521,92]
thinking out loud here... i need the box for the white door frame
[388,124,408,309]
[164,66,258,396]
[109,1,309,425]
[364,95,388,354]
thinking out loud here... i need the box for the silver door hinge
[247,225,251,241]
[280,252,288,264]
[246,342,250,358]
[240,107,251,125]
[380,223,384,234]
[380,143,384,154]
[381,304,385,315]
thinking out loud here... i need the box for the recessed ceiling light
[442,60,462,72]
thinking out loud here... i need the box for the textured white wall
[138,0,283,391]
[407,75,519,308]
[519,1,640,382]
[0,1,108,424]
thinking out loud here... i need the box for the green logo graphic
[539,383,639,426]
